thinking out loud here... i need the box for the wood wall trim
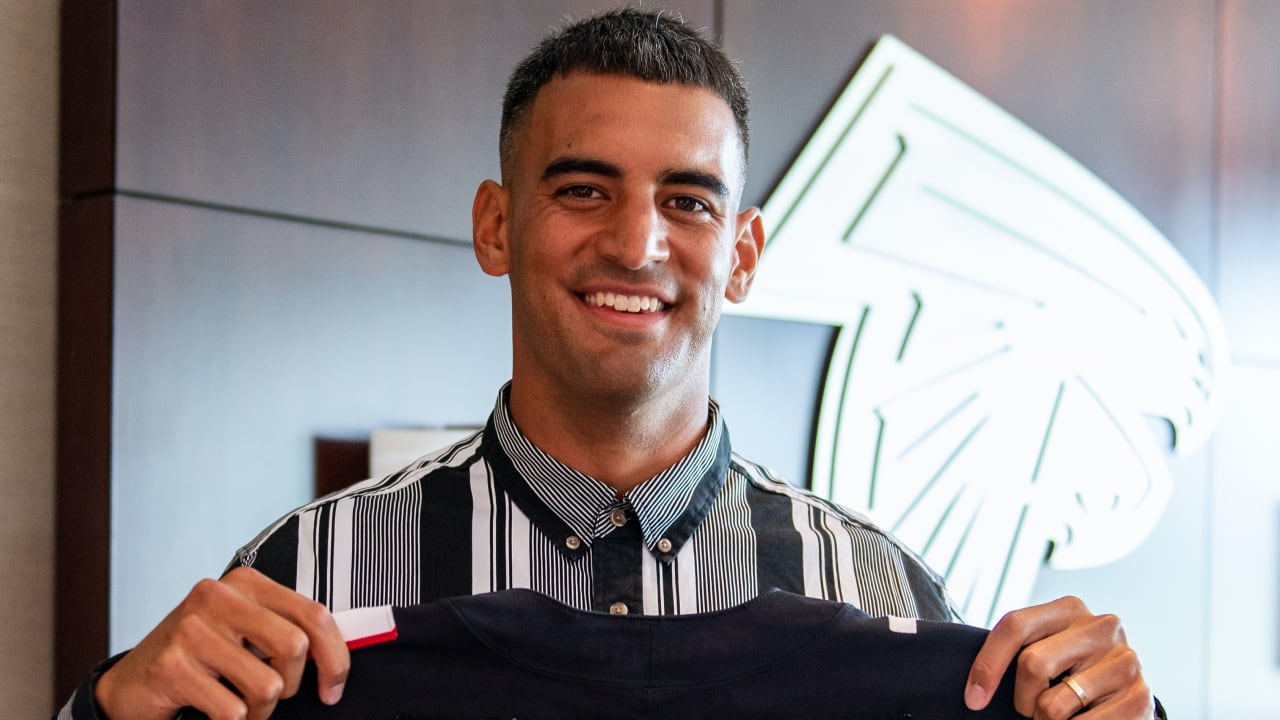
[59,0,116,199]
[56,0,117,702]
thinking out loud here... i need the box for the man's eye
[559,185,600,200]
[670,196,710,214]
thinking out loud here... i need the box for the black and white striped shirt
[233,385,954,620]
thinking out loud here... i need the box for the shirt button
[565,536,582,550]
[609,602,629,615]
[657,538,672,553]
[609,508,627,527]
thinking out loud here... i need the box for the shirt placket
[589,500,644,615]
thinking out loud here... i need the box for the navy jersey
[264,588,1019,720]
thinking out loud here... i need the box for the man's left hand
[964,596,1155,719]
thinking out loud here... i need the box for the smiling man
[471,69,763,495]
[62,8,1158,720]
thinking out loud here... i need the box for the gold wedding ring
[1062,675,1090,710]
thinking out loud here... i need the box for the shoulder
[729,452,881,528]
[729,453,956,620]
[231,430,485,570]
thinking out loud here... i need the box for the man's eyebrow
[541,158,731,202]
[660,169,729,201]
[541,157,622,181]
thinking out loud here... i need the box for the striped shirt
[232,385,954,620]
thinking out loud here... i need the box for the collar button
[609,508,627,527]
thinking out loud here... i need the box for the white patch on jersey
[888,615,918,634]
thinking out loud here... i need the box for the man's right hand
[93,567,350,720]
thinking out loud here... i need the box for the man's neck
[506,381,710,495]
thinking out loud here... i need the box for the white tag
[333,605,398,649]
[887,615,918,634]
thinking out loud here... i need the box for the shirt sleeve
[52,652,127,720]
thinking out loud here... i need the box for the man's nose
[597,198,670,270]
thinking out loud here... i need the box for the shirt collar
[483,383,730,561]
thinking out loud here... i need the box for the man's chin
[557,358,684,405]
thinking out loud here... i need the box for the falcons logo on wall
[729,36,1228,626]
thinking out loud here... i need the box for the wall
[54,1,1279,717]
[1204,2,1280,714]
[0,0,58,717]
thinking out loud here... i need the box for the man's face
[475,72,762,409]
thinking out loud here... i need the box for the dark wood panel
[1218,0,1280,360]
[314,438,370,499]
[114,0,716,242]
[59,0,117,199]
[55,196,114,702]
[56,3,121,701]
[724,0,1217,276]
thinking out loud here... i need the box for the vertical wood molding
[55,198,115,702]
[60,0,116,198]
[56,0,118,703]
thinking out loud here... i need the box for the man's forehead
[517,72,748,185]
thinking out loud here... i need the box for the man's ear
[472,179,511,277]
[725,208,766,303]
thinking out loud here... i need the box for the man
[63,8,1156,720]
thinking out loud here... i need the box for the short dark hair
[500,7,750,179]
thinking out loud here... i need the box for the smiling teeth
[585,291,665,313]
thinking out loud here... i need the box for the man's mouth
[582,291,666,313]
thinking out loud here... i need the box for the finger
[180,573,309,704]
[231,607,311,700]
[157,615,261,720]
[1041,674,1091,720]
[276,599,349,705]
[224,567,350,705]
[966,597,1088,710]
[177,673,250,720]
[965,603,1066,709]
[1015,613,1125,714]
[207,632,294,720]
[1033,646,1147,720]
[96,614,254,720]
[174,573,314,711]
